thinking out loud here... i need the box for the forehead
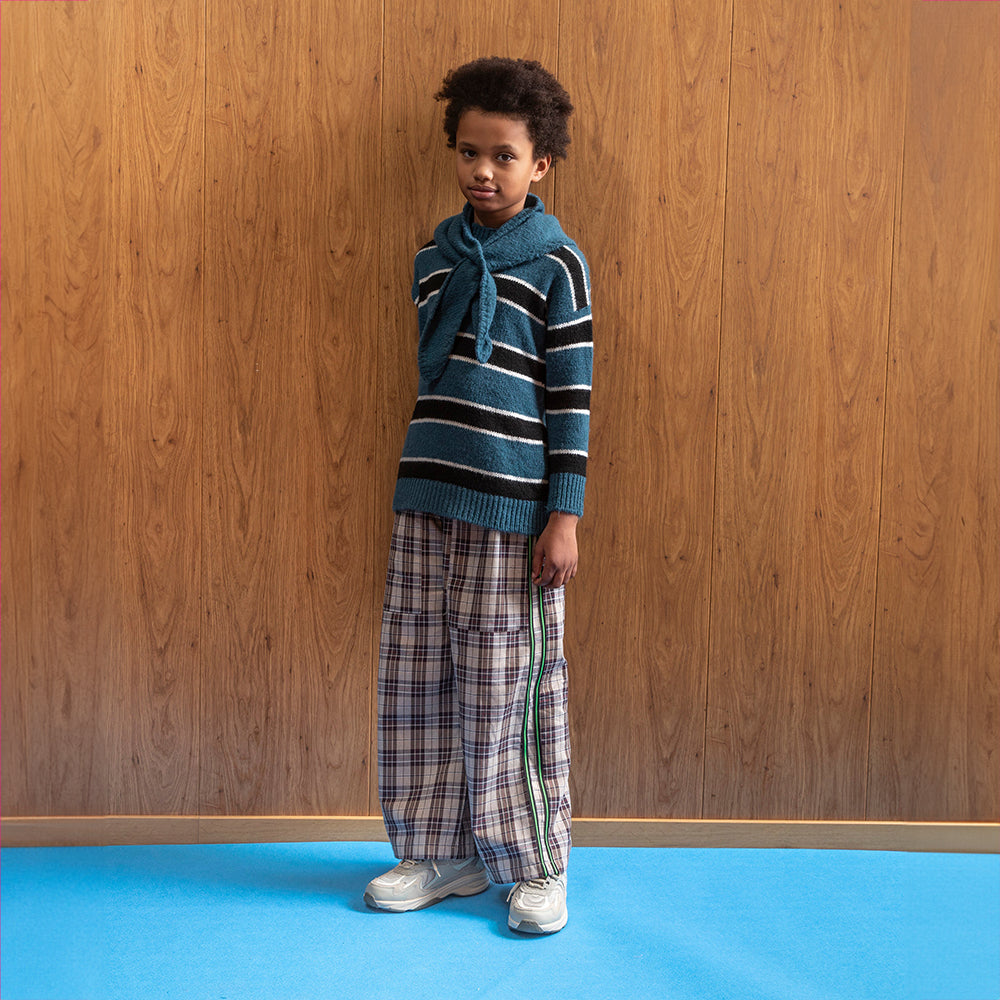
[455,109,533,148]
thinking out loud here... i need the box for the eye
[496,153,514,163]
[459,148,476,159]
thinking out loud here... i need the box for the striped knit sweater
[393,200,593,537]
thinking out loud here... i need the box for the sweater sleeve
[544,245,593,518]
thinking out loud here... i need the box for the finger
[531,544,545,583]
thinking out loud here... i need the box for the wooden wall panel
[869,2,1000,822]
[104,0,204,814]
[200,0,379,815]
[557,0,731,816]
[374,0,559,812]
[2,0,997,830]
[1,2,113,815]
[705,0,906,818]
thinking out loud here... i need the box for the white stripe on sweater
[450,355,544,388]
[419,394,545,425]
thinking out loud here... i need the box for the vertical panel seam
[198,0,209,827]
[701,0,737,822]
[554,0,562,219]
[866,6,911,823]
[370,0,388,817]
[108,0,120,817]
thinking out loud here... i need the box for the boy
[364,57,592,935]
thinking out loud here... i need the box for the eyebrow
[457,141,519,153]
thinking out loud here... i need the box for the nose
[472,157,492,181]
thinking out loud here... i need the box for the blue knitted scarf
[418,195,571,383]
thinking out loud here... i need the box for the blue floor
[1,842,997,1000]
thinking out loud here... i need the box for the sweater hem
[393,479,550,537]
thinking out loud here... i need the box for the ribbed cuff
[545,473,586,519]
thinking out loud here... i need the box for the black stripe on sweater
[412,397,546,442]
[415,267,450,304]
[547,246,589,311]
[548,453,588,477]
[494,275,547,325]
[397,459,548,502]
[451,333,545,384]
[546,317,593,351]
[545,387,591,412]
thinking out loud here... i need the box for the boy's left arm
[536,247,593,587]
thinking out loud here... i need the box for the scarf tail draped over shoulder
[417,195,570,383]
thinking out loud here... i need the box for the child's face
[454,109,552,228]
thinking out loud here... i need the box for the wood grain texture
[556,0,731,816]
[2,1,997,829]
[373,0,559,812]
[704,0,906,818]
[105,0,204,815]
[200,0,379,815]
[1,2,113,815]
[868,1,1000,822]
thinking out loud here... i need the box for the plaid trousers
[377,510,572,884]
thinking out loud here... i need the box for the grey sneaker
[364,857,489,912]
[507,873,568,933]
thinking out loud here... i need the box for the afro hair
[435,57,574,160]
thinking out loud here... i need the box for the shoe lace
[398,859,441,878]
[507,875,558,901]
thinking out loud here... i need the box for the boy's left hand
[532,512,579,588]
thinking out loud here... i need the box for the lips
[469,186,497,197]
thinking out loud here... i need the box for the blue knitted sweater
[393,196,593,536]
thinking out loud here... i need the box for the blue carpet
[1,842,997,999]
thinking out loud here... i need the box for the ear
[532,154,553,183]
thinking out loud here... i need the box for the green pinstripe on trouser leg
[524,538,560,878]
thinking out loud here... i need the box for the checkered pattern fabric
[377,510,572,884]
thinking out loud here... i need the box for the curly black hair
[435,57,574,160]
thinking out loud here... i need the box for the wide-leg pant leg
[377,511,572,884]
[377,512,476,861]
[447,521,572,885]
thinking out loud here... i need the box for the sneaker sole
[508,911,568,934]
[364,873,490,913]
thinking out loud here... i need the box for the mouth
[468,186,497,198]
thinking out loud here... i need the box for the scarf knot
[417,195,570,383]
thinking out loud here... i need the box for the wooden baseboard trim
[570,818,1000,852]
[2,815,202,847]
[2,816,997,852]
[198,816,390,844]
